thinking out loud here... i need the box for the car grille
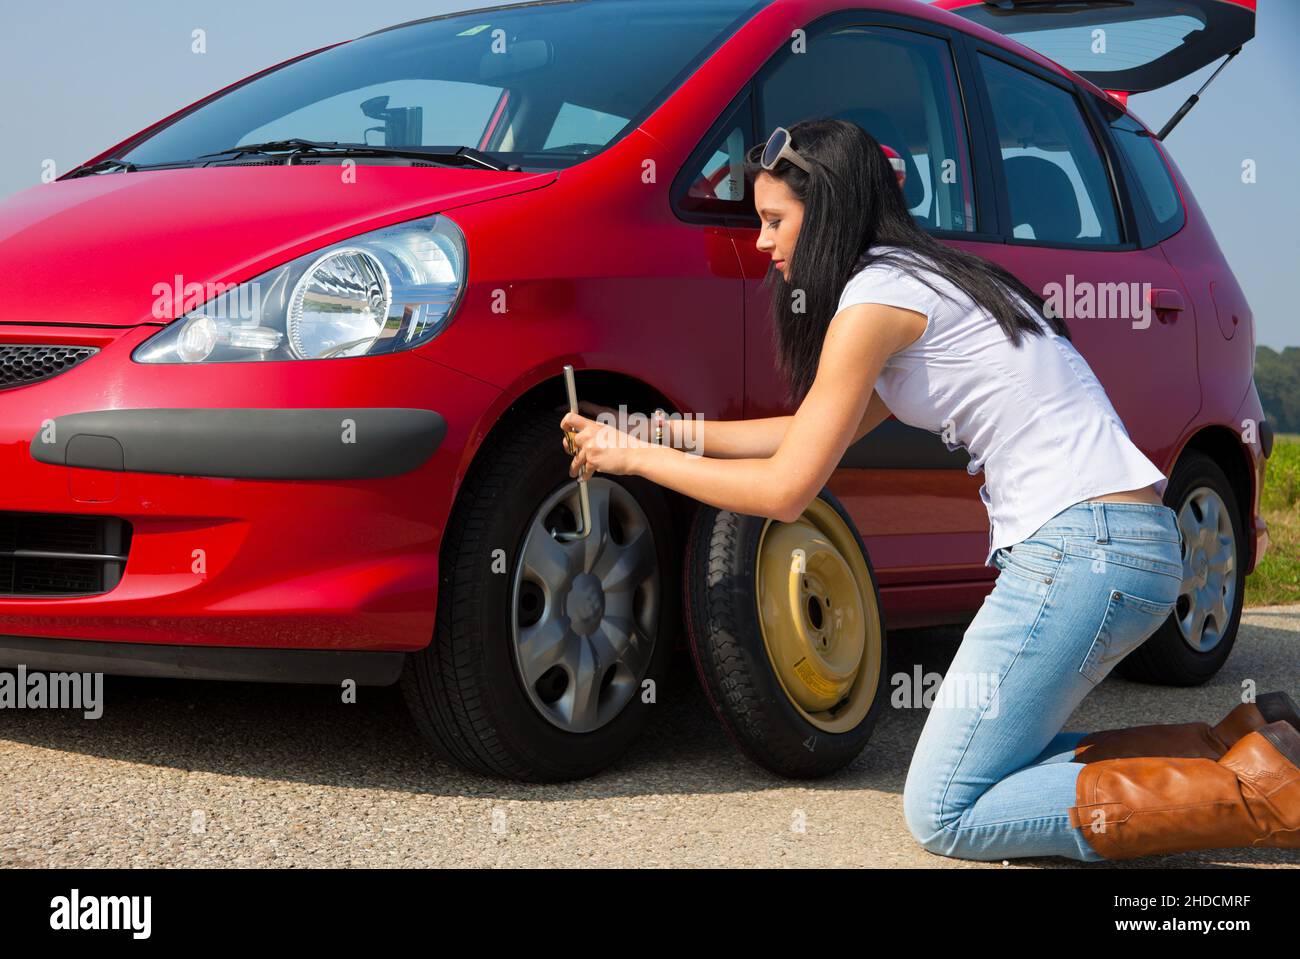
[0,344,98,390]
[0,512,131,597]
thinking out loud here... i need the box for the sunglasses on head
[757,126,812,174]
[752,126,851,191]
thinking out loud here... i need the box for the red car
[0,0,1269,781]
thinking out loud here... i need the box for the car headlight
[133,213,465,363]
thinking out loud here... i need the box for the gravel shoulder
[3,604,1299,868]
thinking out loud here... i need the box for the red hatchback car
[0,0,1270,781]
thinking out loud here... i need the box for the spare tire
[683,489,888,777]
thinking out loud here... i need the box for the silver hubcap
[510,478,660,732]
[1175,486,1237,653]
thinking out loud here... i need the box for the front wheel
[401,407,678,781]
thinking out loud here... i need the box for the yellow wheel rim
[754,497,882,734]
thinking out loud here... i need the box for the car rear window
[978,54,1121,247]
[1108,113,1185,241]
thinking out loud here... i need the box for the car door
[729,10,1003,625]
[961,41,1201,483]
[936,0,1259,480]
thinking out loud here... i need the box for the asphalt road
[3,605,1299,869]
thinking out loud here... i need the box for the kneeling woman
[559,119,1299,862]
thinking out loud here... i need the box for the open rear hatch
[937,0,1256,94]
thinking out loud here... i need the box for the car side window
[755,23,976,233]
[684,118,749,206]
[674,88,753,218]
[1108,112,1185,241]
[977,54,1121,246]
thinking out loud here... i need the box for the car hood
[0,165,557,327]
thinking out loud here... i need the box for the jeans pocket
[1079,587,1176,686]
[994,541,1063,584]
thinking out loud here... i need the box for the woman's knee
[904,792,992,859]
[902,768,965,854]
[904,807,948,855]
[904,807,966,857]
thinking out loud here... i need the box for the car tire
[1116,450,1245,686]
[400,405,679,782]
[683,488,889,778]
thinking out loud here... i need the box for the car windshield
[117,0,766,172]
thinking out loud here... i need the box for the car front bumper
[0,324,501,656]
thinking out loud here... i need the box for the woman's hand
[559,410,649,478]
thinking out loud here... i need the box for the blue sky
[1,0,1294,348]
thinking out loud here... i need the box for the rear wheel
[683,489,888,777]
[401,406,678,781]
[1117,450,1245,686]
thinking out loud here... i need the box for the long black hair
[743,118,1069,406]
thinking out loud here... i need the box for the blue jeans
[902,501,1184,862]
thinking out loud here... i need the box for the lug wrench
[555,363,592,541]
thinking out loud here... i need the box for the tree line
[1257,346,1300,435]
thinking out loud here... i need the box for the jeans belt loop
[1092,502,1109,544]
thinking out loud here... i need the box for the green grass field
[1246,432,1300,607]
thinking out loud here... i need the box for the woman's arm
[672,390,892,458]
[670,415,790,459]
[602,304,918,522]
[578,402,794,459]
[854,388,895,442]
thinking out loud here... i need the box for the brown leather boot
[1068,720,1300,859]
[1072,691,1300,763]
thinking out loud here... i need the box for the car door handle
[1146,288,1185,324]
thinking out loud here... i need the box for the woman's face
[754,171,804,283]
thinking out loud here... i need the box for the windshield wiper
[196,139,518,171]
[195,138,345,160]
[64,157,138,179]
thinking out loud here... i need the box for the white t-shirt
[837,245,1167,567]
